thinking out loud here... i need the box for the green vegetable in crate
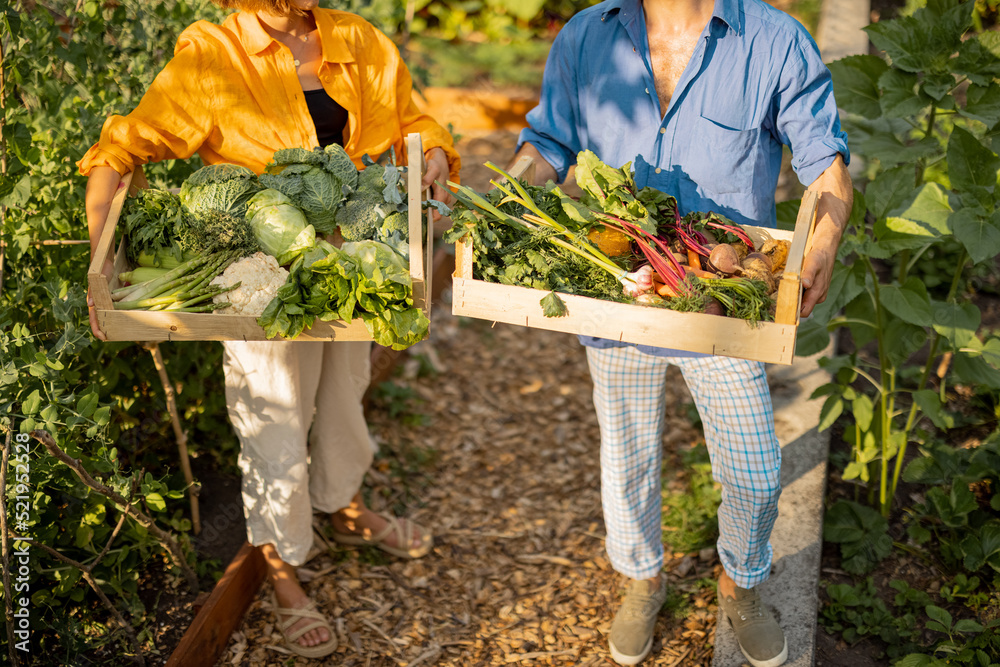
[121,188,187,264]
[179,163,263,220]
[258,145,358,234]
[112,251,240,312]
[336,156,408,245]
[178,208,260,258]
[258,241,428,349]
[246,189,317,266]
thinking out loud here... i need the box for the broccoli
[336,196,386,241]
[379,211,408,239]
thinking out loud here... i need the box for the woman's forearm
[86,166,123,261]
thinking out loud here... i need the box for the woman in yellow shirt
[79,0,460,658]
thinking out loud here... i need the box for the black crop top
[304,88,348,148]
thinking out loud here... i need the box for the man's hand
[422,147,453,206]
[800,155,853,318]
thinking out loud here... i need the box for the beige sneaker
[608,577,668,665]
[718,586,788,667]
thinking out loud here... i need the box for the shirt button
[645,88,649,94]
[655,168,662,174]
[659,128,666,134]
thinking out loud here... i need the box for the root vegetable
[703,298,725,316]
[687,248,702,270]
[743,251,773,272]
[760,239,790,273]
[708,244,741,275]
[588,226,633,257]
[743,266,777,292]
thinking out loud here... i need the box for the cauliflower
[210,252,289,316]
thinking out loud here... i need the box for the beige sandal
[330,513,433,559]
[272,593,338,659]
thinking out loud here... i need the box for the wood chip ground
[217,131,722,667]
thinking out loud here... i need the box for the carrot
[687,248,702,271]
[685,267,720,280]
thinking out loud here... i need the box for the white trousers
[222,340,376,566]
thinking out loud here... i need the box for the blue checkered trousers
[586,346,781,589]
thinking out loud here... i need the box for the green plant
[824,500,894,574]
[821,577,922,656]
[801,0,1000,516]
[661,444,721,554]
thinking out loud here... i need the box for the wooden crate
[87,134,434,342]
[451,158,819,366]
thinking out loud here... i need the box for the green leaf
[952,352,1000,388]
[912,389,955,429]
[539,291,568,318]
[853,394,875,432]
[953,33,1000,86]
[144,493,166,512]
[829,55,890,119]
[819,395,844,432]
[949,207,1000,265]
[879,69,932,118]
[93,405,111,426]
[903,455,947,484]
[981,337,1000,369]
[21,389,41,415]
[880,277,933,327]
[866,165,917,221]
[877,183,953,250]
[925,605,953,631]
[75,392,99,419]
[795,317,832,357]
[855,133,940,167]
[947,126,1000,208]
[824,500,893,574]
[930,300,980,348]
[963,83,1000,126]
[74,524,94,549]
[953,618,984,634]
[960,522,1000,571]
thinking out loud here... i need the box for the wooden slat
[166,543,265,667]
[87,170,135,312]
[451,276,797,364]
[774,190,820,326]
[96,309,374,342]
[406,133,427,311]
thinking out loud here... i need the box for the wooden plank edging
[165,543,265,667]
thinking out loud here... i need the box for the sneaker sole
[608,635,653,666]
[739,637,788,667]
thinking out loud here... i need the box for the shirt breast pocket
[682,107,759,196]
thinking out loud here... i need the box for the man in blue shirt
[514,0,853,665]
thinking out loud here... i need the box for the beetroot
[708,244,741,275]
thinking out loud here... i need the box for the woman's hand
[422,147,453,206]
[86,166,124,341]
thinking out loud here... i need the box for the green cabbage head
[246,189,317,266]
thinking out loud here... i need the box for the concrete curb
[711,344,834,667]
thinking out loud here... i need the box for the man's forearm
[508,142,560,187]
[798,154,854,316]
[807,154,853,250]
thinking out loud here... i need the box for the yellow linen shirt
[77,9,460,180]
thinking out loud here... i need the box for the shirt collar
[234,9,355,63]
[601,0,744,36]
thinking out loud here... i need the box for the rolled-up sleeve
[77,29,214,176]
[771,33,850,187]
[518,27,582,182]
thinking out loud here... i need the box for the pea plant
[800,0,1000,519]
